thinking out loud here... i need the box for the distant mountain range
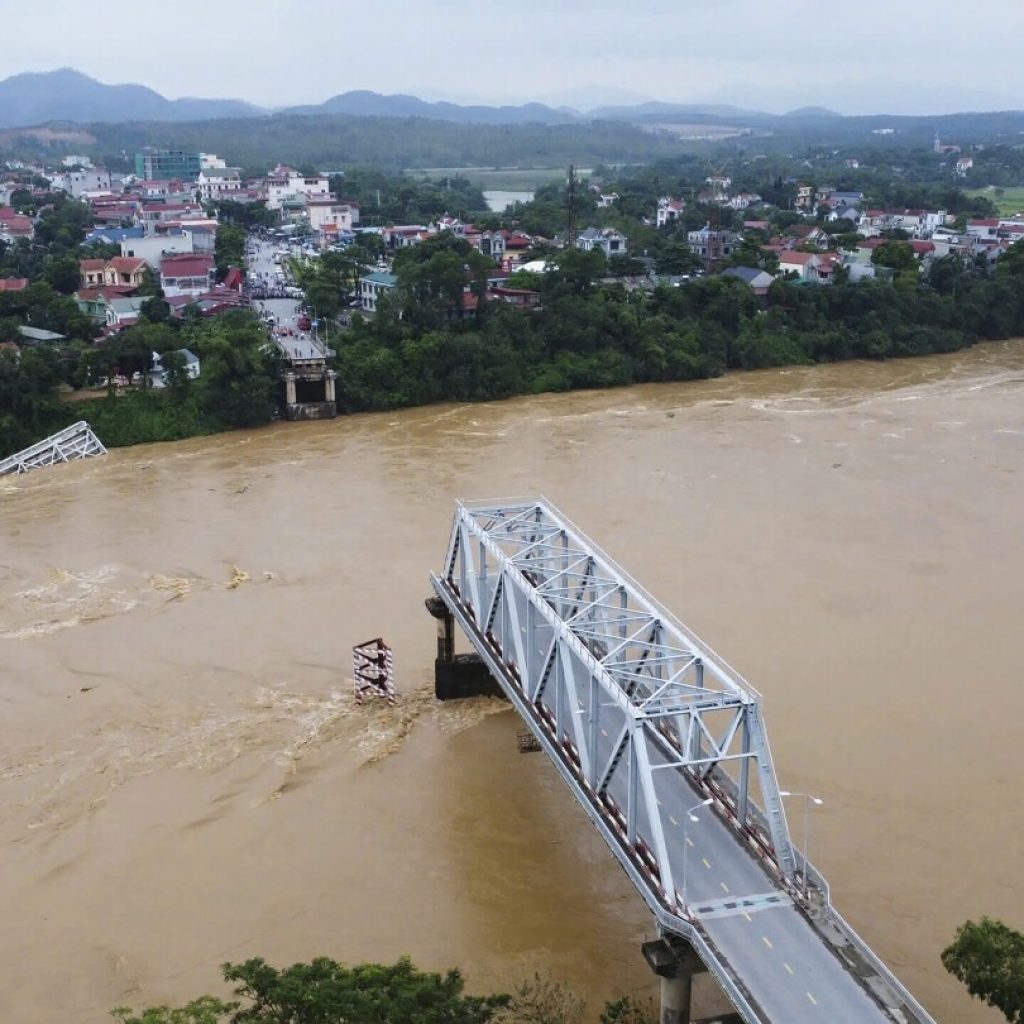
[0,69,262,127]
[0,69,851,131]
[0,69,1008,134]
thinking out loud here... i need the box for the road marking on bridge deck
[691,891,793,921]
[806,992,818,1006]
[600,728,608,736]
[685,836,694,847]
[783,962,793,975]
[720,882,730,893]
[702,857,712,869]
[762,936,773,949]
[669,815,678,826]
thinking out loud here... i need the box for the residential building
[104,296,148,332]
[955,157,974,177]
[18,325,66,344]
[135,148,202,181]
[576,226,627,257]
[476,230,506,262]
[0,276,27,291]
[359,271,398,313]
[489,286,540,308]
[75,286,137,323]
[141,202,204,235]
[686,224,739,266]
[727,192,762,211]
[722,266,775,296]
[151,348,201,387]
[78,256,147,289]
[595,192,619,208]
[266,174,330,211]
[55,167,112,198]
[159,253,215,298]
[307,198,360,242]
[794,184,814,211]
[778,250,835,283]
[121,232,196,267]
[0,207,33,241]
[966,218,1000,241]
[656,197,686,228]
[196,167,242,199]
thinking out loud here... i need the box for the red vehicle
[297,313,312,331]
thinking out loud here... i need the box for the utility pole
[565,164,578,249]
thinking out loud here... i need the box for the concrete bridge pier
[643,936,707,1024]
[284,371,297,406]
[425,596,505,701]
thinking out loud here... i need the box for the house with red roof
[0,212,34,241]
[656,197,686,227]
[0,276,28,291]
[778,250,832,283]
[160,253,215,298]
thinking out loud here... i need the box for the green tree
[942,918,1024,1023]
[599,995,657,1024]
[112,997,235,1024]
[872,240,917,273]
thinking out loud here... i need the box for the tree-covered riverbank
[4,239,1024,460]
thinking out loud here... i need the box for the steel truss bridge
[431,498,936,1024]
[0,420,107,476]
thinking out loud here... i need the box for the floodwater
[3,341,1024,1023]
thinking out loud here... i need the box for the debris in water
[224,566,251,590]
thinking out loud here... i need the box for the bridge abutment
[643,936,707,1024]
[425,596,504,701]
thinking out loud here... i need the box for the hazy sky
[7,0,1024,114]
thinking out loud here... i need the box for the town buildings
[134,148,202,181]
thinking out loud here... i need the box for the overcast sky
[7,0,1024,114]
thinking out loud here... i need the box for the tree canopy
[942,918,1024,1023]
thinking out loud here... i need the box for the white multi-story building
[197,167,243,199]
[266,174,330,211]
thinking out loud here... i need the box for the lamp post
[680,798,714,908]
[779,790,824,900]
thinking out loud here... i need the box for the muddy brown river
[3,342,1023,1023]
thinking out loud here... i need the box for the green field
[966,186,1024,217]
[406,166,579,191]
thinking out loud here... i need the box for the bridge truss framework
[0,420,107,476]
[430,497,936,1024]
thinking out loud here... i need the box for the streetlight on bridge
[779,790,824,901]
[680,798,715,909]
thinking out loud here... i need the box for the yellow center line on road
[783,963,793,975]
[702,857,712,869]
[762,936,773,949]
[806,992,818,1006]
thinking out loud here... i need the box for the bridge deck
[432,498,935,1024]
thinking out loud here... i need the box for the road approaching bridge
[430,498,937,1024]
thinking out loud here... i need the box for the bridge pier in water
[643,936,707,1024]
[281,366,337,420]
[425,596,504,700]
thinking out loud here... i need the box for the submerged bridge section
[0,420,107,476]
[430,498,936,1024]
